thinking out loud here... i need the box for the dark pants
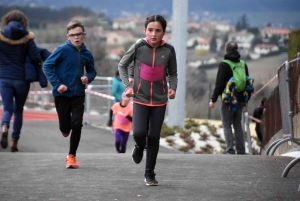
[221,102,245,154]
[115,129,129,153]
[133,103,166,172]
[0,79,30,139]
[54,96,85,156]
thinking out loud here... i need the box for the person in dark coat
[0,10,42,152]
[253,97,267,143]
[209,41,250,155]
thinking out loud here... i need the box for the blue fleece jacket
[0,21,42,80]
[43,40,97,97]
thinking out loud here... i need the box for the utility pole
[167,0,188,128]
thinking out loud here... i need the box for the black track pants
[55,96,85,156]
[133,103,166,172]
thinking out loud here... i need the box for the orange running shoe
[65,154,79,169]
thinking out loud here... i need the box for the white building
[228,30,255,51]
[254,44,279,55]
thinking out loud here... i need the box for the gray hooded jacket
[118,39,177,106]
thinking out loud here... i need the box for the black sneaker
[132,145,144,164]
[144,171,158,186]
[0,127,8,149]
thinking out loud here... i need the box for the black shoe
[132,145,144,164]
[0,127,8,149]
[145,171,158,186]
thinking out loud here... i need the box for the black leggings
[55,96,85,156]
[133,103,166,172]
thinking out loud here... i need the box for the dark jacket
[211,50,249,103]
[25,47,51,88]
[253,105,265,142]
[43,40,97,97]
[0,21,42,80]
[118,38,178,106]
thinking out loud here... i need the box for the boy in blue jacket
[43,20,97,169]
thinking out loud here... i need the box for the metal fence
[260,54,300,177]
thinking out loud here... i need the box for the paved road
[0,110,177,154]
[0,110,300,201]
[0,153,299,201]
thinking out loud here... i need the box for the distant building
[199,20,233,34]
[187,37,210,50]
[261,27,290,40]
[105,31,134,45]
[187,22,200,33]
[112,16,140,30]
[106,47,126,60]
[195,38,210,51]
[254,44,279,55]
[228,30,254,52]
[187,53,219,68]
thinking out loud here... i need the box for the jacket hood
[224,50,241,62]
[1,21,29,40]
[0,21,34,45]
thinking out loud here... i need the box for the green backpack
[223,59,246,92]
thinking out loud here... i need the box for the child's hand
[209,101,215,108]
[57,84,68,93]
[125,88,134,97]
[81,76,88,84]
[168,89,176,99]
[129,78,134,84]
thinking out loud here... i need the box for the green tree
[221,33,229,51]
[235,14,249,31]
[209,34,217,53]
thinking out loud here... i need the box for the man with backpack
[209,41,253,155]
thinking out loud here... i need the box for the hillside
[1,0,300,27]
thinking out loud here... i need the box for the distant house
[261,27,290,40]
[228,30,254,51]
[195,39,210,51]
[187,53,219,68]
[163,33,172,43]
[112,16,139,30]
[105,31,134,45]
[213,21,232,32]
[254,44,279,55]
[106,47,126,60]
[187,22,200,33]
[187,37,210,50]
[199,20,233,34]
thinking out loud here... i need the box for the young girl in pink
[108,92,133,153]
[118,14,178,186]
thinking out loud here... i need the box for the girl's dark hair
[2,10,28,28]
[144,14,167,32]
[225,41,238,52]
[67,20,85,33]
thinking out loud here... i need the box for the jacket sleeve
[84,52,97,83]
[27,39,42,63]
[211,62,231,103]
[245,64,249,76]
[118,44,136,89]
[43,46,63,89]
[167,47,178,91]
